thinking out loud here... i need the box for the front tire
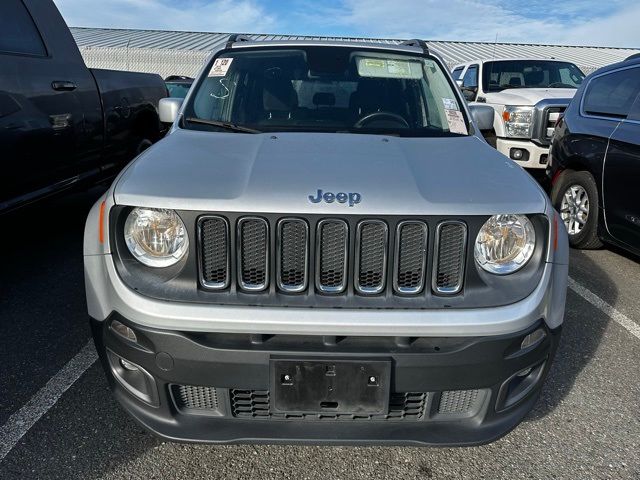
[551,170,603,249]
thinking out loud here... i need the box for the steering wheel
[354,111,410,129]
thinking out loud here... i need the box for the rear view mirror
[469,104,494,131]
[159,97,184,123]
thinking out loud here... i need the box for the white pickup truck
[452,59,585,169]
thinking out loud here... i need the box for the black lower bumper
[91,315,561,446]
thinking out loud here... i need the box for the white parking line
[569,277,640,341]
[0,340,97,462]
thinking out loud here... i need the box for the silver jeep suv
[84,37,568,446]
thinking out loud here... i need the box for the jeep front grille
[394,221,428,294]
[355,220,388,294]
[199,216,470,298]
[277,219,309,293]
[316,219,349,293]
[199,216,230,289]
[433,221,467,295]
[237,217,269,291]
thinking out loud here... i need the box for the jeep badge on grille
[308,189,361,207]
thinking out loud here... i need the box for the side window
[462,65,479,88]
[583,67,640,119]
[0,0,47,56]
[451,67,464,80]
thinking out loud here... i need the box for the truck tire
[551,170,603,249]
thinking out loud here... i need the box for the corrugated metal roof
[70,27,640,77]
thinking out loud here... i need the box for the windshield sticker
[442,98,459,111]
[357,57,422,79]
[209,58,233,77]
[445,109,468,135]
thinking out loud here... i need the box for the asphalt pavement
[0,187,638,480]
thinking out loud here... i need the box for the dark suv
[548,55,640,256]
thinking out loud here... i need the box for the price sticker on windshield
[209,58,233,77]
[445,109,468,135]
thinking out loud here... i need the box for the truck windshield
[482,60,585,92]
[183,47,468,137]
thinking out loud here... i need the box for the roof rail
[401,39,429,55]
[226,34,251,49]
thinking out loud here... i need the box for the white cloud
[53,0,278,33]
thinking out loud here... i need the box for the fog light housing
[496,360,546,412]
[509,148,529,161]
[107,350,159,406]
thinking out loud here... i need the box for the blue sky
[53,0,640,47]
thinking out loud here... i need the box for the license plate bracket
[270,358,391,415]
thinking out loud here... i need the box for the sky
[53,0,640,48]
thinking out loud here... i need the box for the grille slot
[277,219,309,293]
[230,389,427,421]
[316,219,348,294]
[438,389,479,414]
[199,216,230,289]
[544,107,565,141]
[393,221,428,294]
[172,385,219,411]
[237,217,269,291]
[355,221,388,294]
[433,221,467,295]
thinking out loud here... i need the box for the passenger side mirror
[159,97,184,123]
[468,104,494,131]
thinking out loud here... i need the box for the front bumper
[92,315,560,446]
[496,138,550,169]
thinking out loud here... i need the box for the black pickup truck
[0,0,167,213]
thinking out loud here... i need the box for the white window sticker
[209,58,233,77]
[442,98,459,111]
[445,109,468,135]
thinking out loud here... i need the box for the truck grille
[198,215,470,298]
[172,384,219,411]
[543,107,564,142]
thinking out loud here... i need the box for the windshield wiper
[185,117,261,134]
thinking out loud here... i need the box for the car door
[0,0,100,210]
[601,65,640,249]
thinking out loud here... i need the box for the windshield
[183,47,468,137]
[482,60,585,92]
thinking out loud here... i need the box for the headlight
[502,106,534,138]
[124,208,188,267]
[474,214,535,274]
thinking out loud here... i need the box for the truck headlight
[124,208,188,267]
[502,106,534,138]
[474,215,535,274]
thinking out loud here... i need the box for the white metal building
[70,27,640,79]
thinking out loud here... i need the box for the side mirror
[469,104,494,131]
[159,97,184,123]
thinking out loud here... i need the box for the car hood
[114,129,547,216]
[485,88,577,106]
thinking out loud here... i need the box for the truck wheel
[551,170,603,249]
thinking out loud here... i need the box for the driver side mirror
[159,97,184,123]
[469,104,494,131]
